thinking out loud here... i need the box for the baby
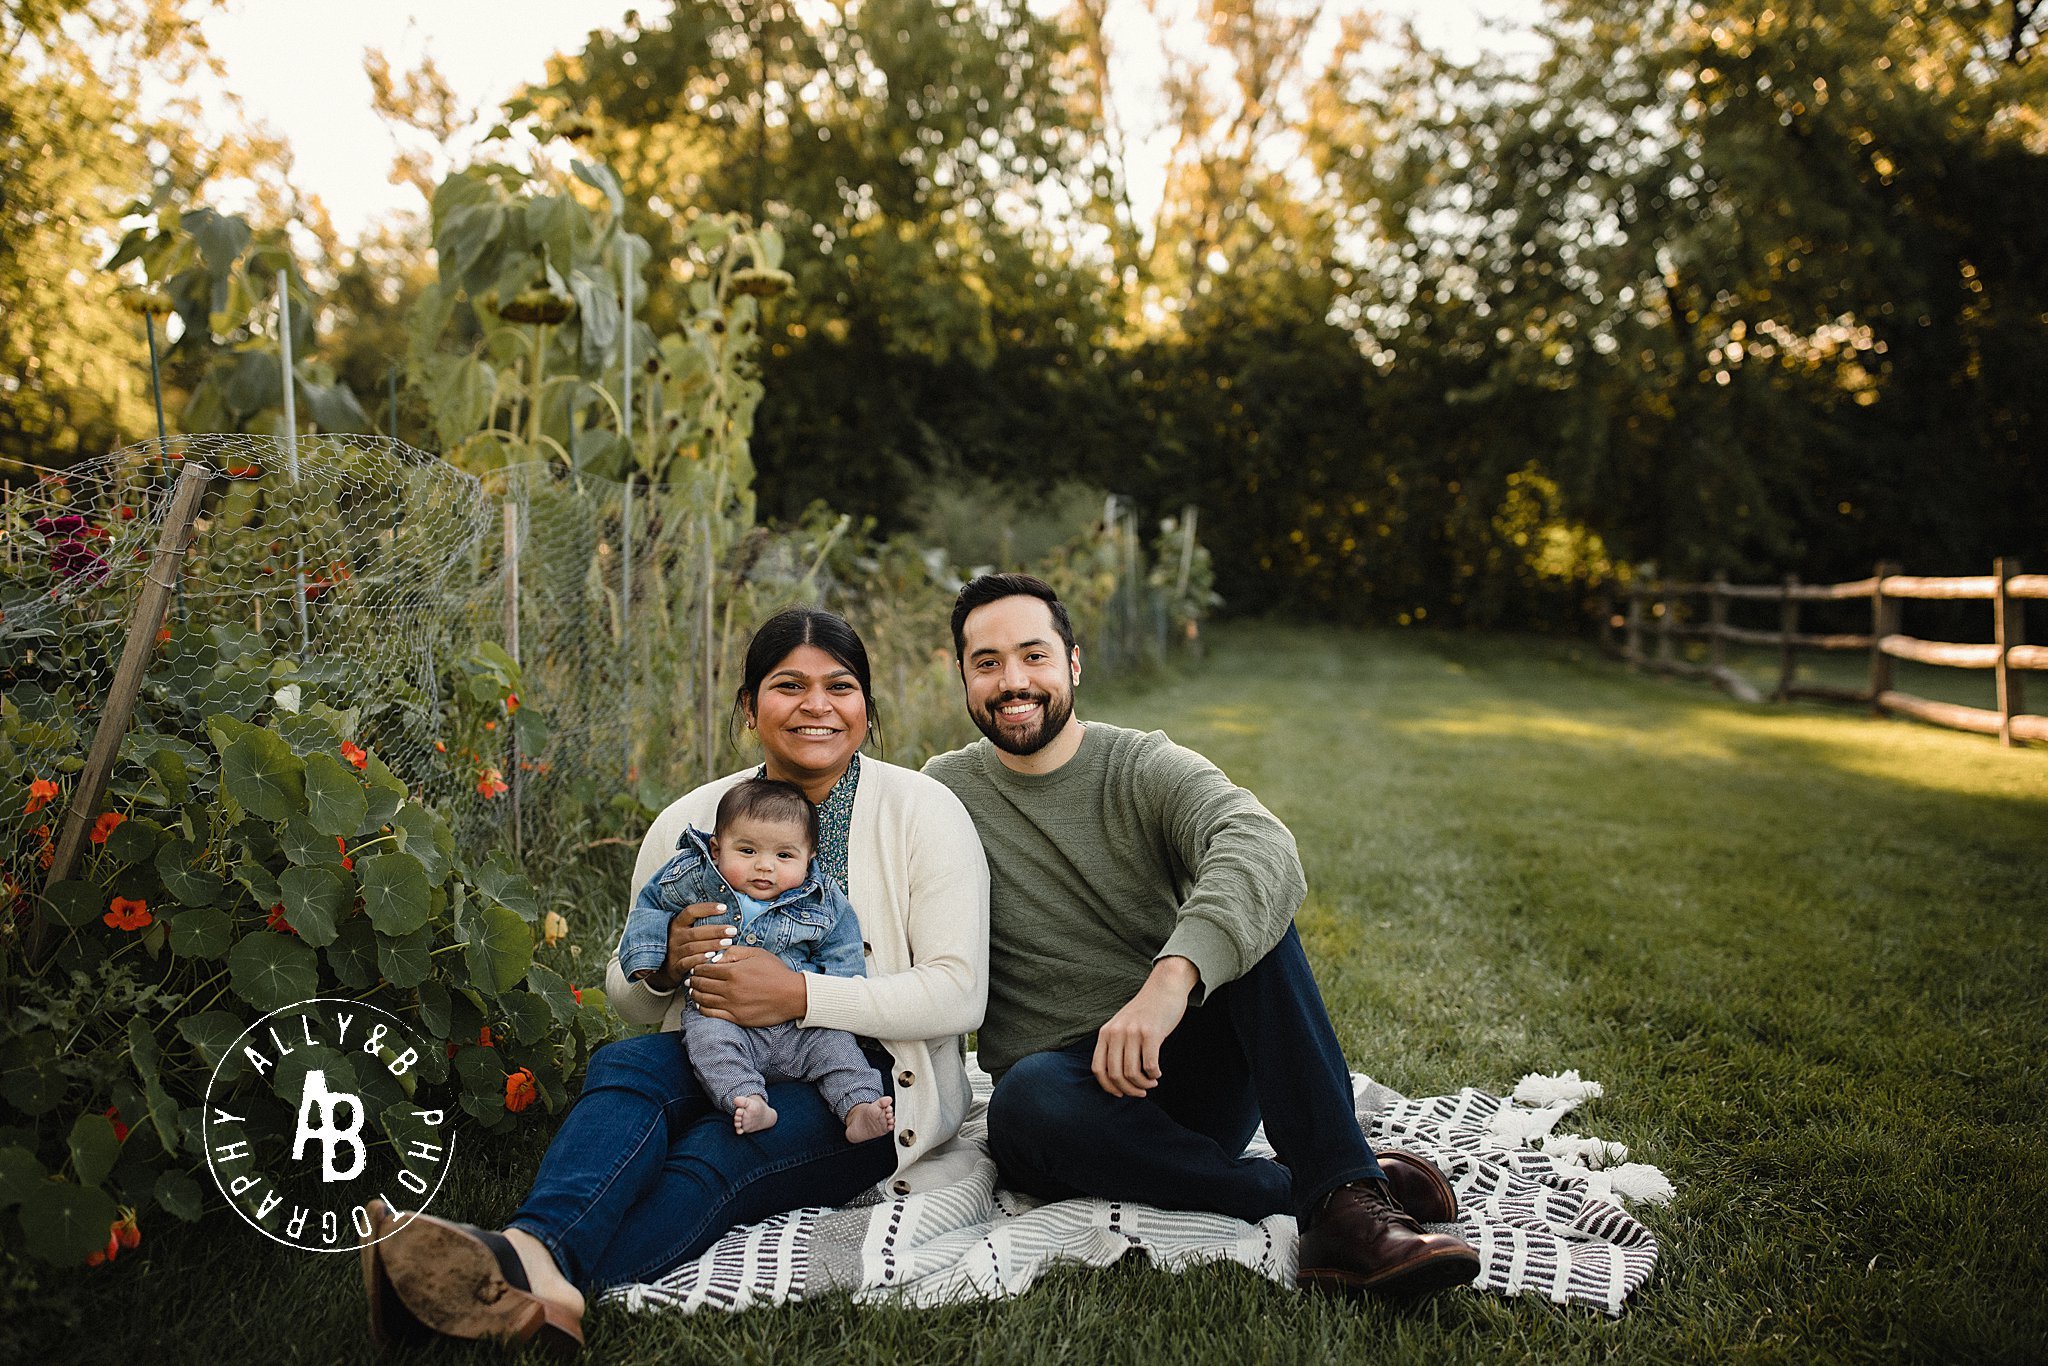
[619,777,893,1143]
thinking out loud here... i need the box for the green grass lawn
[16,624,2046,1364]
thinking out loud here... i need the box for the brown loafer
[366,1200,585,1354]
[1376,1149,1459,1224]
[1297,1179,1480,1299]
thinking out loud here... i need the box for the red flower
[340,742,368,770]
[104,1105,129,1144]
[24,777,59,815]
[445,1042,459,1060]
[483,719,497,731]
[477,1026,494,1048]
[118,505,136,520]
[504,694,520,714]
[433,740,447,754]
[114,1212,140,1250]
[265,903,296,935]
[103,896,152,931]
[333,835,355,871]
[89,810,126,845]
[504,1068,538,1114]
[476,767,509,800]
[570,986,583,1005]
[223,462,264,478]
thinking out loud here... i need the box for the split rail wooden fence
[1596,558,2044,747]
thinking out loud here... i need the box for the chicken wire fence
[0,435,726,863]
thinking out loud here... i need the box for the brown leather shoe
[1297,1180,1480,1298]
[1376,1150,1458,1224]
[367,1201,584,1354]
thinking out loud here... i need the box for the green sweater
[923,722,1306,1078]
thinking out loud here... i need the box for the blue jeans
[509,1031,896,1292]
[986,925,1381,1224]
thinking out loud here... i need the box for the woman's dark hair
[949,572,1076,660]
[731,606,882,754]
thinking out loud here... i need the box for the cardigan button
[891,1179,911,1196]
[896,1069,914,1087]
[897,1129,915,1147]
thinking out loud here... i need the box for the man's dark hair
[949,573,1076,661]
[713,777,818,849]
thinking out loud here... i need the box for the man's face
[958,595,1079,756]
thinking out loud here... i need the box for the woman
[363,607,989,1351]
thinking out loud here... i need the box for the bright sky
[187,0,1543,243]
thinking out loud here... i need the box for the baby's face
[710,815,812,901]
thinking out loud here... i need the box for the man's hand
[689,947,809,1027]
[643,903,734,993]
[1092,956,1199,1097]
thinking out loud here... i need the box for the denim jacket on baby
[616,825,866,983]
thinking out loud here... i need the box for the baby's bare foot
[844,1095,894,1144]
[733,1094,778,1134]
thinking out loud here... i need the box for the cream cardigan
[604,756,990,1194]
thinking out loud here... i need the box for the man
[923,573,1480,1298]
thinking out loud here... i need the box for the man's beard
[972,684,1074,756]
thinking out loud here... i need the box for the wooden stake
[1776,574,1801,701]
[35,461,213,962]
[503,501,522,859]
[1870,561,1900,713]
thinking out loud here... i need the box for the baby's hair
[713,777,819,849]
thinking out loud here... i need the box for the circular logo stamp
[203,998,455,1251]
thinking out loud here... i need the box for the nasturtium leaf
[0,1146,44,1209]
[462,902,534,998]
[0,1061,61,1116]
[144,746,192,804]
[215,723,305,822]
[127,1016,162,1090]
[156,840,225,907]
[167,908,233,959]
[42,880,102,928]
[269,1044,360,1115]
[416,980,452,1038]
[378,924,434,989]
[471,850,539,923]
[361,753,407,828]
[68,1113,120,1188]
[155,1169,205,1223]
[278,865,349,947]
[177,1012,243,1071]
[274,709,342,756]
[235,818,283,865]
[524,963,579,1025]
[453,1044,506,1095]
[233,858,280,908]
[327,917,378,989]
[303,751,367,837]
[144,1075,179,1154]
[513,706,550,751]
[103,815,166,866]
[19,1181,119,1265]
[501,991,552,1045]
[391,805,451,883]
[228,931,319,1012]
[279,813,343,867]
[358,852,431,936]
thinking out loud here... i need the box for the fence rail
[1596,558,2040,748]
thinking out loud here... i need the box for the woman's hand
[688,947,808,1027]
[644,903,735,993]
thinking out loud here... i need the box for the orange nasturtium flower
[504,1067,538,1114]
[103,896,152,931]
[340,741,368,770]
[504,694,520,714]
[476,767,509,800]
[104,1105,129,1144]
[24,777,60,815]
[89,811,126,845]
[265,903,296,935]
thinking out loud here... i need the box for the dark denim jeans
[986,925,1381,1224]
[510,1030,895,1292]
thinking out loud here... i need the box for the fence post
[1776,573,1800,701]
[1655,580,1676,668]
[502,500,522,859]
[1709,574,1728,673]
[35,460,214,962]
[1624,585,1643,671]
[1995,556,2024,747]
[1869,560,1899,714]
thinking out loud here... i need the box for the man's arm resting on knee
[1092,955,1199,1097]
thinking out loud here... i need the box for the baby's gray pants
[683,1009,884,1122]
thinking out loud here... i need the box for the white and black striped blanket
[607,1059,1672,1318]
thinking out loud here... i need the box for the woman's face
[745,644,870,793]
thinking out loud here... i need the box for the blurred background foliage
[5,0,2045,627]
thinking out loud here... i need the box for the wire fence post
[503,500,523,859]
[277,269,310,656]
[620,240,636,787]
[1995,556,2024,747]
